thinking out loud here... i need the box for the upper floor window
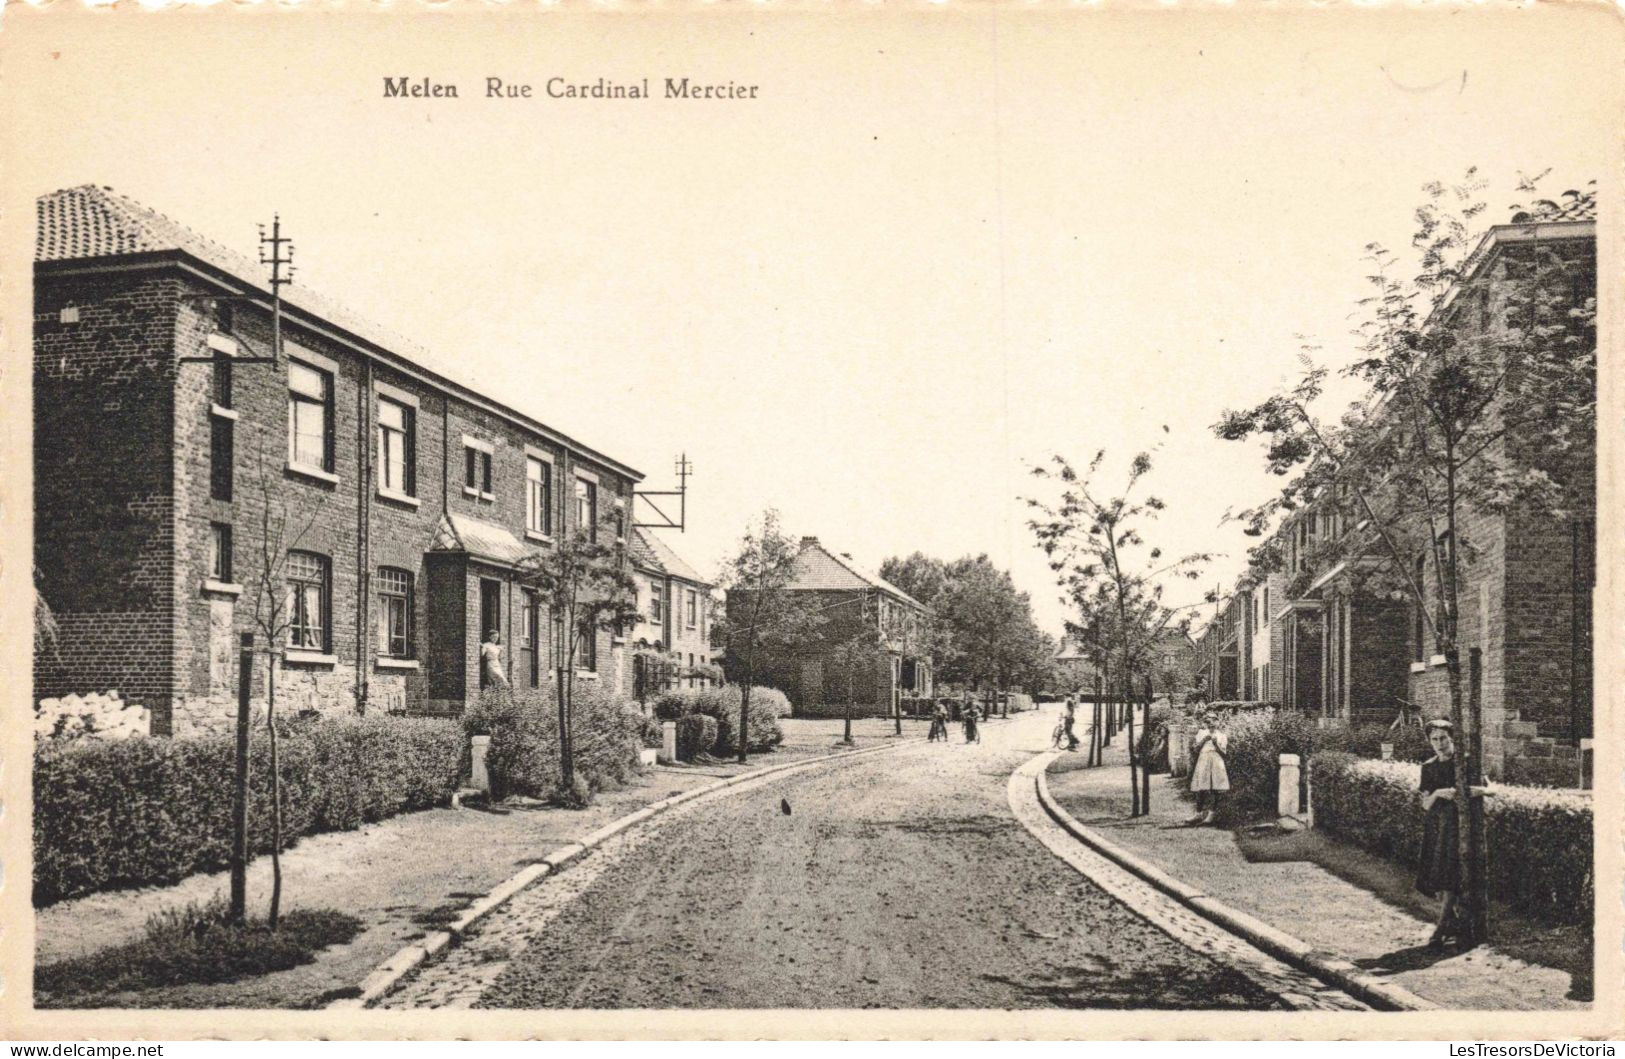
[575,477,598,541]
[212,352,233,409]
[526,457,552,535]
[210,522,233,583]
[576,624,597,672]
[286,550,330,651]
[287,361,333,472]
[378,397,415,497]
[686,589,698,628]
[649,581,664,623]
[464,441,493,498]
[377,566,414,659]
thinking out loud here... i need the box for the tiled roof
[787,538,923,609]
[1510,184,1596,223]
[35,185,641,482]
[629,528,709,586]
[429,513,530,566]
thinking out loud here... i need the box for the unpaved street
[387,708,1351,1010]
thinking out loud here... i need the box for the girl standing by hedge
[1416,719,1491,948]
[1188,709,1229,825]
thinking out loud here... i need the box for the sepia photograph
[0,3,1618,1041]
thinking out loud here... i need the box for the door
[479,578,501,687]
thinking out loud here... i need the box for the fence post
[1278,753,1301,819]
[661,720,678,763]
[469,735,492,792]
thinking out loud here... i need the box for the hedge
[675,714,718,761]
[651,685,789,754]
[34,716,463,907]
[1311,752,1593,926]
[462,681,643,802]
[1208,710,1433,824]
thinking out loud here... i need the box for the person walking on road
[1187,709,1229,824]
[1063,696,1081,751]
[928,700,950,743]
[962,697,981,744]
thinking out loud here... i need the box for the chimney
[800,536,820,547]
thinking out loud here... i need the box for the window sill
[376,657,420,671]
[611,636,626,646]
[1409,661,1428,674]
[575,671,600,681]
[209,403,239,421]
[284,649,337,666]
[1428,654,1448,668]
[201,579,243,597]
[525,529,555,545]
[377,487,421,509]
[287,462,340,487]
[462,486,496,502]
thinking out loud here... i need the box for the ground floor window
[286,551,329,651]
[377,567,414,658]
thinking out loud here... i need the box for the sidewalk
[1044,731,1590,1011]
[34,715,925,1009]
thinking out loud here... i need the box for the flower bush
[33,716,463,907]
[651,684,789,754]
[1311,751,1592,926]
[35,691,151,743]
[462,681,643,803]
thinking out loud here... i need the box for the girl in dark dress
[1416,719,1490,948]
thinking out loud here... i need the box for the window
[526,457,552,534]
[464,445,493,496]
[287,361,332,471]
[576,623,597,671]
[210,416,234,501]
[649,581,664,623]
[212,352,233,409]
[286,551,330,651]
[210,523,233,582]
[686,589,698,628]
[378,397,414,496]
[574,477,597,540]
[376,567,414,658]
[1413,554,1427,662]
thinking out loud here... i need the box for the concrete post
[470,735,491,793]
[1168,724,1189,778]
[661,720,678,763]
[1278,753,1301,818]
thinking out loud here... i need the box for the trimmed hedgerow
[1311,751,1593,926]
[652,685,789,755]
[33,716,463,907]
[461,681,643,803]
[675,714,719,762]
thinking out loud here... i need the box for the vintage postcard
[1,1,1619,1041]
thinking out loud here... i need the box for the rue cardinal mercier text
[383,76,761,101]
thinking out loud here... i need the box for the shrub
[33,716,464,907]
[34,898,363,1006]
[463,682,642,801]
[1311,752,1593,926]
[675,714,718,761]
[1212,710,1319,823]
[635,711,664,749]
[649,685,787,754]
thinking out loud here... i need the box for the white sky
[4,5,1616,639]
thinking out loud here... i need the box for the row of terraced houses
[32,185,720,736]
[1193,208,1596,788]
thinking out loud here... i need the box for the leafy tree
[1214,171,1595,942]
[1029,449,1209,815]
[714,511,825,762]
[827,591,888,744]
[514,511,640,801]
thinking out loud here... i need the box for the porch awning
[428,512,530,567]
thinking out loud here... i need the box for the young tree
[1214,173,1595,943]
[514,512,639,799]
[1029,449,1209,816]
[827,591,887,745]
[242,435,327,929]
[713,511,825,763]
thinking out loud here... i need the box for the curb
[1031,753,1437,1013]
[331,732,929,1009]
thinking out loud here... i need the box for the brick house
[732,536,932,717]
[33,185,646,735]
[628,527,717,694]
[1248,211,1595,785]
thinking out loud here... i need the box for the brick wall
[37,257,641,735]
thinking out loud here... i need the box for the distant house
[729,536,931,717]
[1053,637,1102,697]
[628,528,715,693]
